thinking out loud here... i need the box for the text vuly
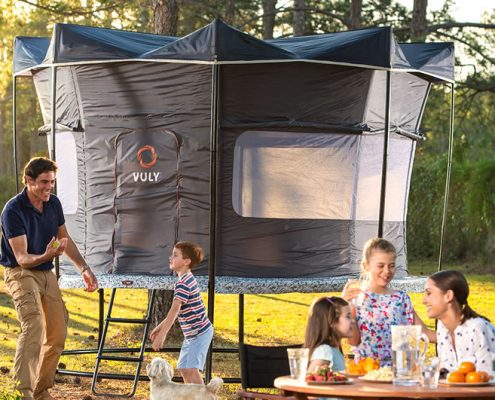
[132,172,161,182]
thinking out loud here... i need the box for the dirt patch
[49,377,149,399]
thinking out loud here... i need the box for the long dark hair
[304,296,349,358]
[429,270,489,323]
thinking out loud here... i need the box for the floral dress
[352,290,414,365]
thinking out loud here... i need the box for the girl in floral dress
[342,238,435,366]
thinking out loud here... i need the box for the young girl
[304,296,354,373]
[342,238,434,365]
[423,270,495,372]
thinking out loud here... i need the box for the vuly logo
[133,145,161,182]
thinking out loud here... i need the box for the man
[0,157,98,400]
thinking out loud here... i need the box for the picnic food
[362,366,393,381]
[447,362,492,383]
[447,371,465,383]
[305,366,349,382]
[478,371,491,383]
[465,371,482,383]
[458,361,476,374]
[346,357,380,375]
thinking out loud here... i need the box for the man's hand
[82,268,98,292]
[149,324,167,351]
[45,237,68,259]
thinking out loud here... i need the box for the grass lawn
[1,262,494,399]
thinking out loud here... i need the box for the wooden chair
[236,343,299,400]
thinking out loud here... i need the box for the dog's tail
[206,377,223,393]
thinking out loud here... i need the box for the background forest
[0,0,494,267]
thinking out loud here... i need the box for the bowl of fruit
[346,357,380,377]
[305,366,352,385]
[441,361,493,386]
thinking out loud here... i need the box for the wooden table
[274,376,495,399]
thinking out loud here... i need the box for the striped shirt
[174,272,211,339]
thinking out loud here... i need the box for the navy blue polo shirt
[0,187,65,270]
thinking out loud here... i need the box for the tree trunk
[151,0,179,35]
[262,0,277,39]
[293,0,305,37]
[149,0,181,339]
[225,0,235,25]
[350,0,362,30]
[411,0,428,41]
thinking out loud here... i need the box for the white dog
[146,357,223,400]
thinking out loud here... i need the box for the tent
[13,20,455,293]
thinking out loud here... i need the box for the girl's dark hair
[304,296,349,358]
[429,270,489,323]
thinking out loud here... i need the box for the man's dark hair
[23,157,58,182]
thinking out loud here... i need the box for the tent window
[49,131,78,214]
[232,131,357,220]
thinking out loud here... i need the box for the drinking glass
[420,356,440,388]
[346,276,367,306]
[287,348,309,381]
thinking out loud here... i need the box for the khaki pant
[5,267,68,400]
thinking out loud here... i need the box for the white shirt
[437,317,495,372]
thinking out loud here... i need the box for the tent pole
[13,76,19,192]
[378,71,392,237]
[239,294,244,344]
[50,66,60,279]
[206,63,220,382]
[438,83,455,271]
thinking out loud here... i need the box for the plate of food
[438,363,494,386]
[307,378,354,385]
[345,357,380,376]
[358,366,393,383]
[439,379,495,387]
[305,367,353,385]
[344,372,365,378]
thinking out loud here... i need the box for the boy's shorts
[177,326,214,371]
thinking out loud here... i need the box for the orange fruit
[448,371,465,383]
[478,371,490,383]
[347,361,360,374]
[363,357,379,372]
[465,371,481,383]
[458,361,476,374]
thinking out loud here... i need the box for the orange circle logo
[137,145,157,169]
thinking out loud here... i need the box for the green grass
[1,262,494,399]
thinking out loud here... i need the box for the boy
[149,241,213,384]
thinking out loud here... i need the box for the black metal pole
[98,288,104,345]
[206,63,220,382]
[239,294,244,345]
[13,76,19,192]
[438,83,455,271]
[378,71,392,238]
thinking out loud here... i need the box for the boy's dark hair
[174,241,204,269]
[23,157,58,183]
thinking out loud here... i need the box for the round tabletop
[274,376,495,399]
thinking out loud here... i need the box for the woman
[423,270,495,372]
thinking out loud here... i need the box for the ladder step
[106,317,150,324]
[97,355,143,362]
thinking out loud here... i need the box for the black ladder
[92,288,156,397]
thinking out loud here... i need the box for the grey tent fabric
[13,21,454,289]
